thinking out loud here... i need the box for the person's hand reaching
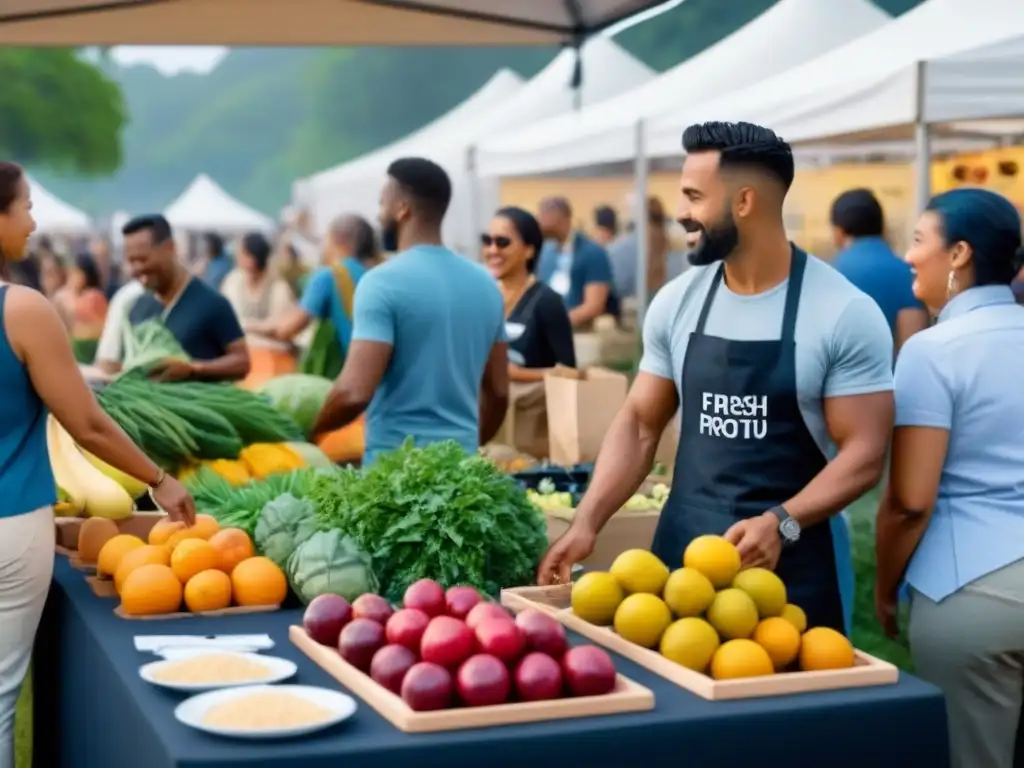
[150,475,196,526]
[536,521,597,586]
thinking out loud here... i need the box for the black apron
[651,246,845,633]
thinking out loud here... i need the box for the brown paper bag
[495,381,550,459]
[544,366,628,466]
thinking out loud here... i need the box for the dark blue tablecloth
[35,556,950,768]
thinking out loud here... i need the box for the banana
[48,416,134,520]
[47,415,85,517]
[80,448,148,499]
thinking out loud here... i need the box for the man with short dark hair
[538,122,895,635]
[593,205,618,245]
[831,188,928,353]
[312,157,508,465]
[102,214,250,381]
[536,196,616,328]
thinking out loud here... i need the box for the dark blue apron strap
[694,265,725,335]
[780,246,807,345]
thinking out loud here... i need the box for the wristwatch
[768,506,800,546]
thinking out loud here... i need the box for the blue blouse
[895,285,1024,602]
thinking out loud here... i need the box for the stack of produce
[570,538,855,679]
[48,415,140,520]
[302,579,620,711]
[528,478,669,518]
[95,371,304,472]
[80,514,288,617]
[308,439,548,602]
[257,374,333,439]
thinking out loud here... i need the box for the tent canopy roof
[0,0,670,45]
[26,176,90,233]
[164,174,273,232]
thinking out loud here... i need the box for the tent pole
[466,145,482,262]
[634,118,649,340]
[913,60,932,220]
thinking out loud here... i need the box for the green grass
[15,669,30,768]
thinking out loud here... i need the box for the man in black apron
[537,122,894,637]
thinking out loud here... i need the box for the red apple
[403,579,447,617]
[515,609,568,658]
[352,593,394,625]
[465,602,512,632]
[370,644,417,694]
[420,616,475,669]
[445,586,483,620]
[302,594,352,646]
[385,608,430,652]
[562,645,616,697]
[456,654,511,707]
[474,617,525,663]
[401,662,453,711]
[338,618,385,672]
[514,652,564,702]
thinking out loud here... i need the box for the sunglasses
[481,234,512,249]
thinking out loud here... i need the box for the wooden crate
[501,585,899,701]
[289,625,654,733]
[85,574,280,620]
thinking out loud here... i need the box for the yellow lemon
[779,603,808,634]
[799,627,855,671]
[710,639,775,680]
[571,571,624,625]
[683,535,741,589]
[662,567,716,618]
[660,617,720,673]
[614,593,673,648]
[610,549,670,595]
[752,617,802,669]
[706,588,760,640]
[732,568,787,617]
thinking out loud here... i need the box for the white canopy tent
[164,174,274,233]
[476,0,892,177]
[646,0,1024,210]
[0,0,672,45]
[27,176,90,233]
[294,68,525,224]
[300,37,655,253]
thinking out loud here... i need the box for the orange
[208,528,255,574]
[231,556,288,607]
[114,544,171,595]
[184,569,233,612]
[120,564,182,616]
[799,627,855,672]
[170,538,219,584]
[164,514,221,550]
[752,617,802,670]
[710,639,775,680]
[96,534,145,578]
[148,518,186,546]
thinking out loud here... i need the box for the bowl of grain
[174,685,357,739]
[140,651,297,692]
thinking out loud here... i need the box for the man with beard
[311,157,508,465]
[537,122,894,635]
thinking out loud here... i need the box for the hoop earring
[947,270,958,299]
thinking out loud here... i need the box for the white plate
[140,651,297,692]
[155,645,266,660]
[174,685,357,740]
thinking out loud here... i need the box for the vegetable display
[286,529,379,605]
[254,493,320,568]
[121,318,189,374]
[308,440,548,602]
[258,374,334,438]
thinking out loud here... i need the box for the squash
[200,459,251,486]
[315,417,365,464]
[239,443,305,480]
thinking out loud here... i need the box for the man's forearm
[191,352,250,382]
[783,442,885,528]
[574,409,659,535]
[569,304,600,328]
[312,388,368,436]
[479,390,508,446]
[875,490,929,600]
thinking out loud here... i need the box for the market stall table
[34,556,950,768]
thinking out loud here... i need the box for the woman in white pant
[0,162,196,768]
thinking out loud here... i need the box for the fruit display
[527,479,575,511]
[569,541,855,680]
[621,483,669,511]
[302,579,620,711]
[47,415,135,520]
[92,513,288,617]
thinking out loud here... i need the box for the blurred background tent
[164,174,274,233]
[26,176,90,234]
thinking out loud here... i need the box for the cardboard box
[544,366,628,466]
[54,512,165,553]
[545,508,660,571]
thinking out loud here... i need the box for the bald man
[253,214,380,362]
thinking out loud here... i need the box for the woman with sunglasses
[483,207,575,457]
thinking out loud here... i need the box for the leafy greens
[308,439,548,602]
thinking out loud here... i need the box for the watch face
[780,517,800,541]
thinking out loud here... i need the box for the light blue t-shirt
[896,285,1024,603]
[299,257,369,353]
[832,236,924,333]
[352,245,505,465]
[640,254,894,458]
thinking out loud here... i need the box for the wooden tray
[87,574,280,620]
[501,585,899,701]
[289,625,654,733]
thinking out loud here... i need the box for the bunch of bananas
[47,415,143,520]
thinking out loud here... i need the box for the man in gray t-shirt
[539,121,894,636]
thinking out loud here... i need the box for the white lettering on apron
[698,391,768,440]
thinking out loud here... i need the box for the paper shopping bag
[544,366,628,466]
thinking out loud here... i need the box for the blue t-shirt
[832,237,923,332]
[128,278,244,360]
[203,254,233,291]
[298,258,368,353]
[351,245,505,465]
[537,233,615,311]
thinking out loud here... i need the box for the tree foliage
[0,49,125,174]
